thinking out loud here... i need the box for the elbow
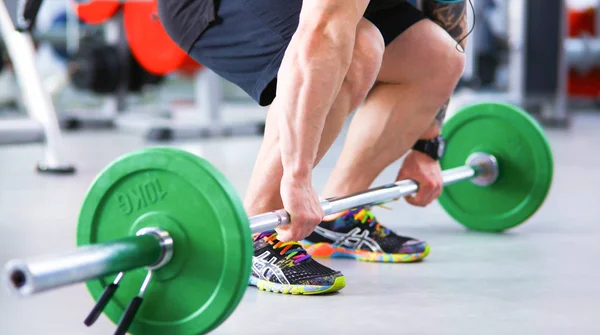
[293,16,356,72]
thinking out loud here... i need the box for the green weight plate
[438,102,554,232]
[77,147,253,335]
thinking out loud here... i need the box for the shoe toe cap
[396,240,428,254]
[297,271,343,286]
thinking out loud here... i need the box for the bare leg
[244,19,384,217]
[321,19,465,200]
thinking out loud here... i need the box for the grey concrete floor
[0,105,599,335]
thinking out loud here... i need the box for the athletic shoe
[303,207,430,263]
[249,230,346,295]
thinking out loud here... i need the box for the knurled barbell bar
[2,102,554,335]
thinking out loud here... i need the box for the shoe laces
[254,230,311,264]
[343,207,391,234]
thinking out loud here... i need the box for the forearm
[277,21,356,180]
[420,99,448,140]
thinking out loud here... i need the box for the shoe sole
[303,242,430,263]
[248,275,346,295]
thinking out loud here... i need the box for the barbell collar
[466,152,499,186]
[136,227,174,270]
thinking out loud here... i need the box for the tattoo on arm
[435,100,449,128]
[422,0,468,50]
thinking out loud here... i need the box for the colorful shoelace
[343,207,391,234]
[254,230,311,264]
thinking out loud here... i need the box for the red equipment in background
[567,7,600,98]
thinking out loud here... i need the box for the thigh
[189,0,302,106]
[365,1,456,84]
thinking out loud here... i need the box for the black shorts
[188,0,425,106]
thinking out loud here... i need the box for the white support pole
[0,0,74,172]
[507,0,527,104]
[196,68,223,130]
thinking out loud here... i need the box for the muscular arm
[277,0,369,182]
[421,0,468,135]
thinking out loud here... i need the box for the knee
[426,47,466,105]
[344,20,385,109]
[443,48,466,93]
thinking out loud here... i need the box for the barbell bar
[2,102,554,335]
[5,154,490,298]
[250,156,484,233]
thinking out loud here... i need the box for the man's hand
[276,174,324,242]
[396,150,443,207]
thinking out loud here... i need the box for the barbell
[3,102,554,335]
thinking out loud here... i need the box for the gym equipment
[69,43,165,94]
[76,147,251,335]
[57,6,168,130]
[73,0,120,25]
[566,36,600,74]
[63,0,263,141]
[14,0,42,31]
[0,0,75,173]
[566,6,598,75]
[114,69,267,141]
[3,102,553,334]
[123,0,190,75]
[46,11,76,61]
[0,43,5,74]
[69,44,122,94]
[0,9,105,62]
[449,0,580,128]
[44,10,106,62]
[438,103,554,232]
[567,6,600,98]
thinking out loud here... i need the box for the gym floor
[0,104,598,335]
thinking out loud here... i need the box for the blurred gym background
[1,1,599,334]
[0,0,598,171]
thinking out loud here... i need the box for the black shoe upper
[304,207,426,254]
[252,230,342,286]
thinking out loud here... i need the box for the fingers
[275,219,305,242]
[405,177,443,207]
[274,224,294,242]
[277,205,324,242]
[278,177,324,241]
[276,218,318,242]
[275,228,295,242]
